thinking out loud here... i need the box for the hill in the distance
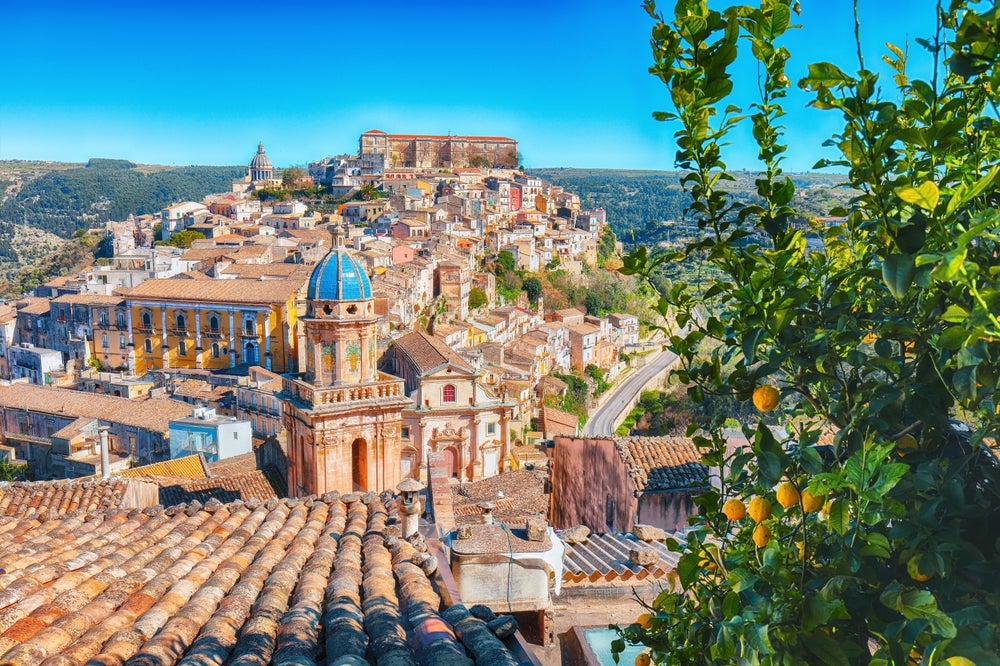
[0,158,243,240]
[529,167,853,247]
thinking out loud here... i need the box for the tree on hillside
[522,276,542,304]
[618,1,1000,664]
[160,229,206,249]
[493,249,516,275]
[281,167,307,188]
[468,286,488,310]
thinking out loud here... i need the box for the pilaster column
[160,306,169,369]
[126,307,135,374]
[263,310,272,371]
[194,306,202,369]
[228,309,236,368]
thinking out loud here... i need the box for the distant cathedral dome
[307,225,373,302]
[249,142,273,182]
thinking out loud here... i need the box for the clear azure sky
[1,1,944,171]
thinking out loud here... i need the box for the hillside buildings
[0,133,637,500]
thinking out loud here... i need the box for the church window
[442,384,456,403]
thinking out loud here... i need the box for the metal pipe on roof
[99,426,111,480]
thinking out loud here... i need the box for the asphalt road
[583,347,680,436]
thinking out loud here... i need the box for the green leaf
[827,498,850,535]
[882,253,915,300]
[804,632,851,666]
[945,166,1000,215]
[880,585,957,638]
[800,62,852,89]
[860,531,892,559]
[896,181,940,211]
[941,304,970,322]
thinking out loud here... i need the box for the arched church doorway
[352,438,368,491]
[444,446,459,479]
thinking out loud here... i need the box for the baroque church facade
[282,225,411,497]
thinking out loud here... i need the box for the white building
[168,406,252,463]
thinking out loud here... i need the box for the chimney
[479,501,495,525]
[396,478,425,539]
[99,426,111,480]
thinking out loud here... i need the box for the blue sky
[1,1,943,171]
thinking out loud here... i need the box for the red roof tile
[0,493,531,664]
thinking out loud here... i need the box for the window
[119,335,126,350]
[101,333,108,348]
[401,427,410,439]
[486,422,496,436]
[212,342,221,358]
[141,311,152,328]
[209,314,220,332]
[117,311,126,327]
[179,340,187,356]
[442,384,456,403]
[176,312,186,330]
[143,338,152,353]
[99,311,108,326]
[244,317,255,336]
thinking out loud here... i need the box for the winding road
[582,347,681,436]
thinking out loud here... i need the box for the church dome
[250,142,272,170]
[307,227,372,302]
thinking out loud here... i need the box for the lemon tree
[616,1,1000,664]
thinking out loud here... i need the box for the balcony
[136,326,155,335]
[203,331,224,340]
[170,329,189,338]
[283,375,406,410]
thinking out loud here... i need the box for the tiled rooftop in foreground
[0,491,533,665]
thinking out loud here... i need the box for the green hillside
[529,168,853,246]
[0,160,243,240]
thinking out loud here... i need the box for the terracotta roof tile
[392,331,473,375]
[0,385,194,433]
[613,436,707,492]
[0,493,532,664]
[0,478,156,519]
[121,276,306,305]
[116,454,210,480]
[156,470,282,505]
[560,531,680,586]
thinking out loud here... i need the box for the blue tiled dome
[307,249,372,301]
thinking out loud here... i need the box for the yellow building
[121,273,309,375]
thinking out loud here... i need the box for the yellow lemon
[752,523,772,548]
[943,658,977,666]
[776,482,800,509]
[795,540,805,560]
[635,652,652,666]
[801,489,825,513]
[747,496,772,523]
[752,385,780,412]
[636,612,653,629]
[907,555,932,582]
[895,434,918,456]
[722,498,746,521]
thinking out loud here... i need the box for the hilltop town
[0,133,704,664]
